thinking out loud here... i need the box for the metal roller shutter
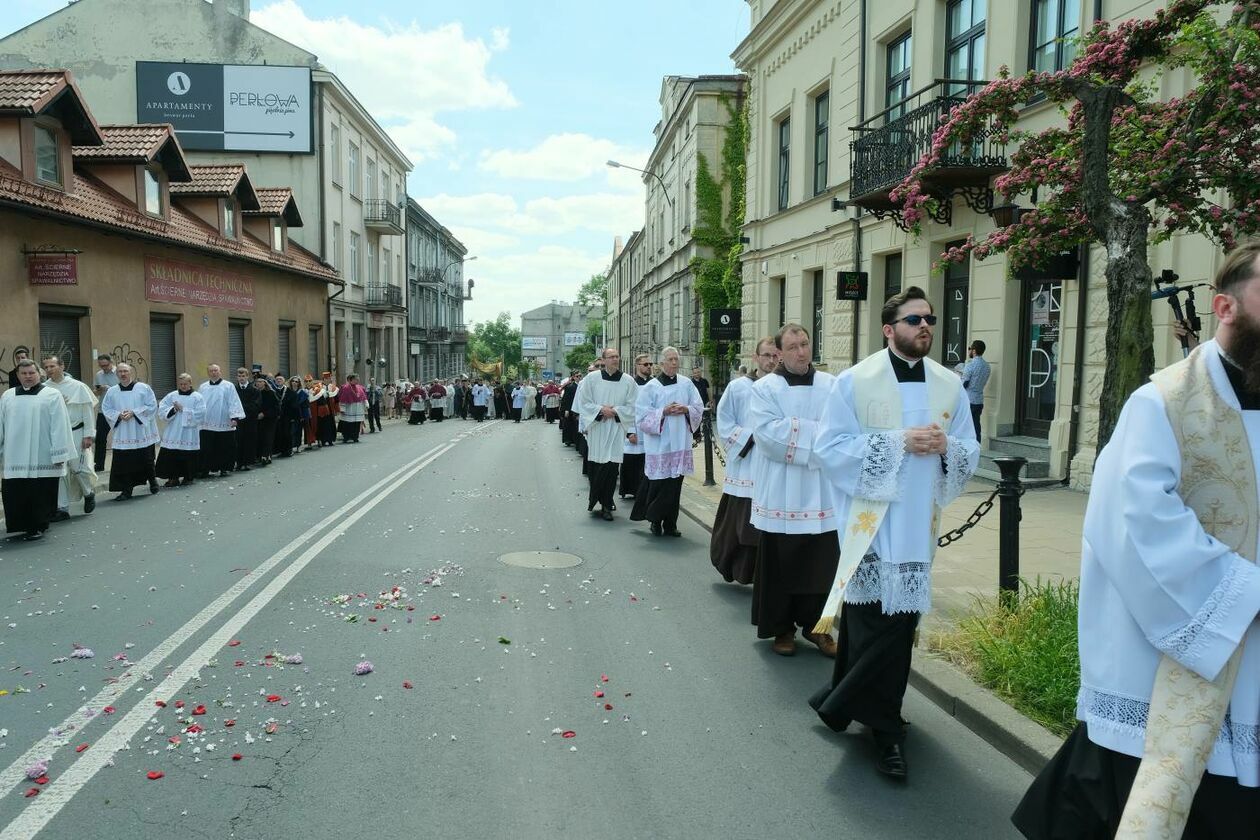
[38,313,81,379]
[308,327,320,376]
[149,318,176,397]
[228,323,246,372]
[277,325,291,377]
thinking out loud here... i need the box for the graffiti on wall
[109,343,148,382]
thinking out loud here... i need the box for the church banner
[144,256,256,311]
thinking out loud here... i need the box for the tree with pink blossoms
[892,0,1260,450]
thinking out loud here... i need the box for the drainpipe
[850,0,867,369]
[316,82,334,373]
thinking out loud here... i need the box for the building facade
[520,302,597,378]
[406,198,469,382]
[606,231,642,363]
[0,71,337,396]
[0,0,412,384]
[631,75,746,374]
[734,0,1215,487]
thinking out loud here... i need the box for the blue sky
[1,0,747,325]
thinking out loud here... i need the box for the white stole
[814,351,958,633]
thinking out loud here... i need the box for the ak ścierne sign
[144,256,255,311]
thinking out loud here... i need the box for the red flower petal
[75,743,90,753]
[561,730,576,739]
[35,776,49,785]
[24,788,39,798]
[264,722,278,735]
[429,615,441,621]
[224,719,236,727]
[154,700,167,708]
[402,681,413,689]
[185,724,202,734]
[232,753,243,761]
[593,690,604,698]
[604,704,613,711]
[191,705,206,716]
[226,640,241,647]
[368,617,377,622]
[406,605,416,611]
[103,706,116,714]
[174,700,185,709]
[266,694,281,703]
[234,661,245,667]
[600,674,609,682]
[146,771,164,780]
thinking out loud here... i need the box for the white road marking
[1,433,472,839]
[0,432,463,802]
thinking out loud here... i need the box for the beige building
[734,0,1217,487]
[606,231,643,363]
[628,75,746,374]
[0,71,336,395]
[0,0,412,383]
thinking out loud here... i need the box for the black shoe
[50,510,70,523]
[220,470,231,477]
[237,466,251,472]
[149,481,160,495]
[116,490,132,501]
[601,510,614,521]
[650,522,662,536]
[23,530,44,541]
[665,529,682,537]
[876,744,908,780]
[83,493,95,514]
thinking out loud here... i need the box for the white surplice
[814,351,977,614]
[635,374,703,480]
[159,390,207,451]
[748,368,837,533]
[574,371,638,464]
[197,379,245,431]
[623,376,650,455]
[0,385,75,478]
[716,374,758,499]
[101,382,159,449]
[1076,341,1260,785]
[47,374,97,503]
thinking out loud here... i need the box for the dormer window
[34,124,61,185]
[143,168,163,217]
[223,199,237,239]
[271,219,285,252]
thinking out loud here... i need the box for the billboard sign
[144,256,255,310]
[521,336,548,352]
[562,331,586,347]
[708,308,741,341]
[137,61,313,153]
[27,255,77,285]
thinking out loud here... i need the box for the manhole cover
[498,551,583,569]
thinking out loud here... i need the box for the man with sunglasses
[959,340,990,442]
[808,286,978,780]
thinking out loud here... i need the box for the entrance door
[941,241,969,368]
[1017,278,1062,438]
[39,310,82,378]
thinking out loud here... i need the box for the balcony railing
[363,200,404,234]
[450,324,468,344]
[365,283,404,310]
[850,79,1007,227]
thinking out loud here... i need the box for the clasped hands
[663,402,689,416]
[904,423,947,456]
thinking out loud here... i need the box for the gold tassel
[812,614,834,635]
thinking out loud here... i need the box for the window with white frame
[777,116,791,211]
[1031,0,1080,72]
[333,222,342,269]
[34,123,60,185]
[143,168,162,217]
[349,231,361,284]
[330,124,342,184]
[813,90,829,196]
[348,142,360,197]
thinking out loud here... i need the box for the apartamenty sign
[521,336,548,352]
[145,256,255,311]
[27,255,77,285]
[708,308,741,341]
[137,61,313,153]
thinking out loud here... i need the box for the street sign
[836,271,869,301]
[708,308,741,341]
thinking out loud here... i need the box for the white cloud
[252,0,515,163]
[417,191,642,237]
[479,133,650,183]
[463,246,611,327]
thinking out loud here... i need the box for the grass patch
[928,578,1080,737]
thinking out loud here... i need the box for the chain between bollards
[702,411,716,487]
[994,455,1027,607]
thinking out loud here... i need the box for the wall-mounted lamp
[988,203,1030,227]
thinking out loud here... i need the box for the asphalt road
[0,417,1031,839]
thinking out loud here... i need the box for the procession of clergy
[558,250,1260,837]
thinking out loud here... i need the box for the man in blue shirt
[960,340,990,442]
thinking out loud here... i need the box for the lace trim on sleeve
[1077,684,1260,759]
[856,431,906,501]
[1152,560,1252,674]
[842,554,932,615]
[935,436,973,507]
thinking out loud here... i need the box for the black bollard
[702,412,716,487]
[993,455,1026,606]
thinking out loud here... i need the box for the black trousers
[641,475,683,529]
[587,461,619,512]
[3,476,58,534]
[94,413,111,471]
[367,404,382,432]
[970,402,983,442]
[472,405,486,422]
[236,420,259,466]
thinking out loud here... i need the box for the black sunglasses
[894,314,938,327]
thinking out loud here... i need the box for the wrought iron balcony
[364,283,404,310]
[850,79,1007,229]
[450,324,468,344]
[363,200,404,234]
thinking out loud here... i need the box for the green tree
[894,0,1260,450]
[576,273,609,311]
[564,343,597,372]
[467,312,522,372]
[691,93,749,367]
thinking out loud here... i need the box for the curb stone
[678,481,1062,775]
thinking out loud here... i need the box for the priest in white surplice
[808,287,977,781]
[156,373,206,488]
[619,354,653,500]
[748,326,838,657]
[711,338,779,585]
[575,348,639,521]
[101,363,160,500]
[197,363,243,477]
[0,359,75,540]
[630,346,703,537]
[1014,244,1260,839]
[42,355,97,519]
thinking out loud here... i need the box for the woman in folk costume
[630,346,704,536]
[1014,243,1260,839]
[101,363,160,499]
[338,374,367,443]
[302,376,319,447]
[312,373,339,446]
[155,373,205,487]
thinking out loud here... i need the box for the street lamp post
[607,160,674,210]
